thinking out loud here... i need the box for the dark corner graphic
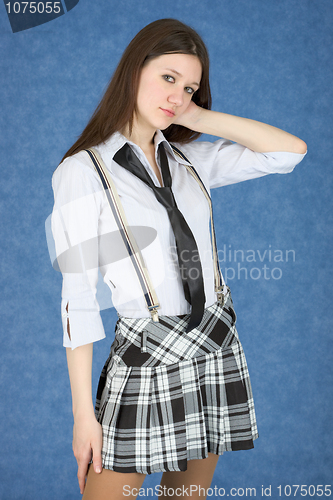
[3,0,80,33]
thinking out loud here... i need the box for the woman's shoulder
[170,138,234,181]
[53,149,97,178]
[53,149,102,185]
[52,150,104,204]
[171,137,232,163]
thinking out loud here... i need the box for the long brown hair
[62,19,211,161]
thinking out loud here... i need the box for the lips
[160,108,175,117]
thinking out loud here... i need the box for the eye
[185,87,195,95]
[163,75,175,83]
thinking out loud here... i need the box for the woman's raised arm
[66,344,103,494]
[174,102,307,154]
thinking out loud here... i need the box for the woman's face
[134,53,202,135]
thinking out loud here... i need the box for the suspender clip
[148,305,160,322]
[216,288,225,307]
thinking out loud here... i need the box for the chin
[160,118,177,130]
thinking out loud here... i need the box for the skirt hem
[100,435,259,474]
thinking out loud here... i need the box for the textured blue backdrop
[0,1,332,499]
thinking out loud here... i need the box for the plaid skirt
[95,291,258,474]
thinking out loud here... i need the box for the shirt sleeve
[180,138,307,189]
[51,152,106,350]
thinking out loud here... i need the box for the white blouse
[51,130,306,349]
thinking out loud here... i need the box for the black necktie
[113,142,206,332]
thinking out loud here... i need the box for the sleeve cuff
[61,300,106,350]
[255,150,307,174]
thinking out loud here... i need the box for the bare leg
[158,453,220,500]
[82,466,146,500]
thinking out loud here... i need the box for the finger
[77,459,89,495]
[92,445,102,474]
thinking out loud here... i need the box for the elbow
[294,138,307,155]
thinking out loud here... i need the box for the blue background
[0,0,332,498]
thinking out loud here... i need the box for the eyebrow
[164,68,200,88]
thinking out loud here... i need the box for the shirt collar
[96,130,191,173]
[153,130,192,165]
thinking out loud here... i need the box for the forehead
[144,53,202,81]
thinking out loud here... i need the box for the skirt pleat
[95,292,259,474]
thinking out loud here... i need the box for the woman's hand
[66,344,102,494]
[173,100,203,129]
[72,413,103,494]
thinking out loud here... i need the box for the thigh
[159,453,220,500]
[82,466,146,500]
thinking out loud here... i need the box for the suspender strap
[85,148,160,321]
[171,145,226,302]
[85,143,226,322]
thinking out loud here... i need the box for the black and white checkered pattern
[95,291,258,474]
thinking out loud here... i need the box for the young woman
[52,18,306,500]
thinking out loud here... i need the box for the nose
[167,88,184,107]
